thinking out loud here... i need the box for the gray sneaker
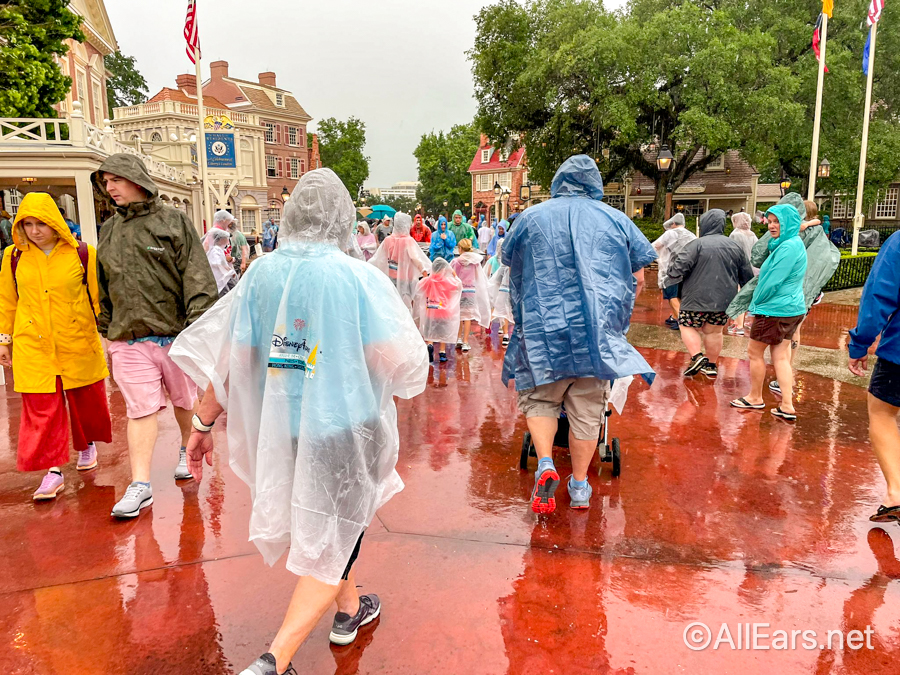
[111,482,153,518]
[239,653,296,675]
[330,594,381,645]
[174,448,193,480]
[568,476,592,509]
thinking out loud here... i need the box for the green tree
[316,117,370,198]
[105,51,148,111]
[0,0,84,117]
[414,122,481,215]
[469,0,900,220]
[359,190,417,214]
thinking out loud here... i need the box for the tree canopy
[105,51,148,111]
[414,122,481,215]
[469,0,900,218]
[359,190,417,214]
[315,116,370,199]
[0,0,84,117]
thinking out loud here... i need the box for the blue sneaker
[567,476,592,509]
[531,465,560,514]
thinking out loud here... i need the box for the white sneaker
[111,482,153,518]
[174,448,193,480]
[456,340,463,350]
[462,343,471,352]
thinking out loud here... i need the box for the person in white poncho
[169,168,429,675]
[450,238,491,352]
[488,239,514,346]
[652,212,696,329]
[205,228,237,297]
[368,212,432,312]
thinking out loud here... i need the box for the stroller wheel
[611,438,621,478]
[520,432,533,470]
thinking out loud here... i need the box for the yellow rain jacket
[0,193,108,393]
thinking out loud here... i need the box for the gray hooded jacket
[664,209,754,313]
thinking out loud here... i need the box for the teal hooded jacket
[748,204,808,318]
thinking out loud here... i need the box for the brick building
[203,61,312,225]
[469,135,543,222]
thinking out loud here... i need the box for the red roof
[469,143,526,173]
[147,87,230,112]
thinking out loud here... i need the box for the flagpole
[808,14,828,201]
[194,45,212,232]
[852,22,878,255]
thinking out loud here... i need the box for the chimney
[480,133,489,147]
[258,71,277,87]
[210,60,229,80]
[175,73,196,95]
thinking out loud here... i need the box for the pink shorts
[108,340,198,419]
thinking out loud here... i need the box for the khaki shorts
[517,378,611,440]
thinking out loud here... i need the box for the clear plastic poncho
[450,251,491,326]
[368,212,432,311]
[206,229,237,292]
[488,241,514,323]
[413,257,462,344]
[169,168,429,585]
[203,210,235,252]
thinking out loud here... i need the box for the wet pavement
[2,282,899,674]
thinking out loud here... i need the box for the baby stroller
[519,402,621,477]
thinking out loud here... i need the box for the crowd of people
[0,151,897,675]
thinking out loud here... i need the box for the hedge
[823,254,877,291]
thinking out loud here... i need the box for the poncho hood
[12,192,79,252]
[458,251,482,266]
[436,216,449,233]
[766,204,802,252]
[699,209,726,237]
[664,213,686,230]
[550,155,604,200]
[393,212,412,236]
[281,168,355,248]
[91,153,160,207]
[451,209,465,224]
[731,212,752,231]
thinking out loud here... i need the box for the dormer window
[705,153,725,171]
[275,93,284,106]
[481,148,491,163]
[499,149,509,163]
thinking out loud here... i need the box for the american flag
[184,0,200,63]
[868,0,885,25]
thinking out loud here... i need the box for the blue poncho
[501,155,657,389]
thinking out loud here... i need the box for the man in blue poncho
[502,155,657,514]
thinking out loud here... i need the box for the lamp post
[443,199,449,218]
[494,181,501,223]
[281,187,290,203]
[656,145,674,219]
[817,158,831,179]
[779,171,792,197]
[501,189,510,221]
[519,182,532,210]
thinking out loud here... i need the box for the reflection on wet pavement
[1,322,897,674]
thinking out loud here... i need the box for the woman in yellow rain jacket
[0,193,112,500]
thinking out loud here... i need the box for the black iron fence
[823,255,877,291]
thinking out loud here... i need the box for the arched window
[150,132,162,142]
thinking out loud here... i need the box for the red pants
[18,377,112,472]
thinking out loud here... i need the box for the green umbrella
[367,204,397,220]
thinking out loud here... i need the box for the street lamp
[494,181,501,196]
[818,157,831,179]
[281,187,290,202]
[779,171,792,196]
[519,183,531,202]
[656,145,674,172]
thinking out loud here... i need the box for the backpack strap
[77,241,98,326]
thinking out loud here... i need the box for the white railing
[0,103,186,185]
[112,100,258,126]
[0,118,69,144]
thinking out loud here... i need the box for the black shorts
[342,531,365,580]
[870,357,900,408]
[749,314,804,345]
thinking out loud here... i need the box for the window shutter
[275,124,282,144]
[301,160,306,174]
[277,157,283,177]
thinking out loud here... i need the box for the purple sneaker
[33,471,64,500]
[77,443,98,471]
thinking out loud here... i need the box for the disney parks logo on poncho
[271,335,311,352]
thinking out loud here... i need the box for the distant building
[204,61,312,227]
[468,135,544,221]
[111,73,268,233]
[374,181,420,201]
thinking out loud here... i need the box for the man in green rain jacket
[448,209,478,249]
[92,153,218,520]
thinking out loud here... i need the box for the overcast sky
[106,0,626,188]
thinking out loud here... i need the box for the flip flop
[730,398,765,410]
[869,505,900,523]
[771,407,797,421]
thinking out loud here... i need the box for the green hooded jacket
[92,154,217,340]
[746,204,808,318]
[448,209,478,249]
[727,193,839,318]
